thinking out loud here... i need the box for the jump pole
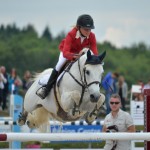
[0,133,150,142]
[144,89,150,150]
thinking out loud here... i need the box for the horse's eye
[86,70,90,75]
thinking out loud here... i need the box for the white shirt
[103,109,134,150]
[0,73,7,89]
[75,30,88,43]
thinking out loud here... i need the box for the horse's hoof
[72,108,80,116]
[17,113,27,126]
[73,111,80,116]
[85,113,97,124]
[17,118,26,126]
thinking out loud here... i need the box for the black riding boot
[36,69,58,99]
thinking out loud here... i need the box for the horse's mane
[81,48,93,55]
[32,68,53,81]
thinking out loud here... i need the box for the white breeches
[55,52,67,71]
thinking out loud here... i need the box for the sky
[0,0,150,48]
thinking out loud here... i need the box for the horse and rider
[18,14,106,130]
[36,14,99,100]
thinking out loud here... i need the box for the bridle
[64,56,101,108]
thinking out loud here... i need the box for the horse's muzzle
[90,94,100,103]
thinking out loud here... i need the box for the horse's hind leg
[17,109,28,126]
[26,105,50,130]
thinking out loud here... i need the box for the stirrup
[36,86,48,99]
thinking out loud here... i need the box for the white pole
[10,94,14,118]
[1,133,150,142]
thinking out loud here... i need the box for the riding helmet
[76,14,95,29]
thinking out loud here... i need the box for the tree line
[0,24,150,87]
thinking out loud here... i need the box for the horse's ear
[87,50,92,59]
[98,51,106,62]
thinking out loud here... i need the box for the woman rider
[36,14,98,99]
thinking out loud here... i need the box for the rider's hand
[79,51,84,55]
[73,54,80,60]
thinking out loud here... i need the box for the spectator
[0,66,9,110]
[8,68,22,94]
[22,70,32,91]
[132,79,145,101]
[134,93,144,101]
[102,72,119,114]
[102,94,135,150]
[137,80,144,89]
[143,79,150,90]
[0,67,7,110]
[116,75,128,111]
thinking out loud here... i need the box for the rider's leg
[36,69,59,99]
[36,52,67,99]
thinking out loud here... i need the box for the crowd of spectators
[0,66,32,112]
[102,72,149,114]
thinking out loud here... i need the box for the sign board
[131,85,142,93]
[130,85,144,125]
[22,123,103,133]
[51,124,102,133]
[130,101,144,125]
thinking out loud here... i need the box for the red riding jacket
[59,27,98,60]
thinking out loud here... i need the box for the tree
[41,26,53,41]
[22,24,38,38]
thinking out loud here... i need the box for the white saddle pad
[38,74,50,86]
[38,71,65,86]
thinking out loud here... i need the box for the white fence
[0,132,150,142]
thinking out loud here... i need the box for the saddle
[38,60,74,87]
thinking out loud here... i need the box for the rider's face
[80,27,91,37]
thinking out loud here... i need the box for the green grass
[0,141,105,149]
[135,142,145,147]
[0,142,9,148]
[0,140,145,149]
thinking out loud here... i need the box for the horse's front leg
[96,93,105,108]
[61,90,81,115]
[85,93,105,124]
